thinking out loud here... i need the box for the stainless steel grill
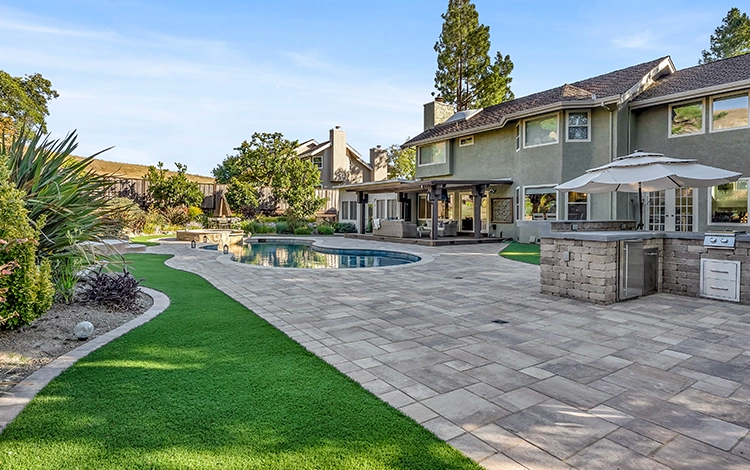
[703,232,736,249]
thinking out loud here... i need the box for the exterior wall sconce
[191,239,196,249]
[223,244,229,254]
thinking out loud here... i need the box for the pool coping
[0,287,171,433]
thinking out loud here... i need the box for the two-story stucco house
[399,53,750,242]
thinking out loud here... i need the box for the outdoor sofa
[373,219,419,238]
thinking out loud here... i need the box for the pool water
[217,242,419,268]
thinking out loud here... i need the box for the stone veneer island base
[540,221,750,305]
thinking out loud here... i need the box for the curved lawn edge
[0,287,171,433]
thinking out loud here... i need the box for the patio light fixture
[191,240,196,249]
[223,244,229,254]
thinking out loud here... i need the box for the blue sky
[0,1,741,176]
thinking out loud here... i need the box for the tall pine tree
[700,7,750,64]
[434,0,513,111]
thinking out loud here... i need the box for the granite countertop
[544,230,750,242]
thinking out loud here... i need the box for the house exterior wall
[631,91,750,232]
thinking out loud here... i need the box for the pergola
[335,178,513,240]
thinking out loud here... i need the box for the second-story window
[459,136,474,147]
[312,156,323,170]
[567,111,590,141]
[515,124,520,151]
[524,114,559,148]
[670,101,703,137]
[711,93,749,132]
[418,141,448,166]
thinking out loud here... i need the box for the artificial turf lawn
[0,254,481,470]
[499,241,541,265]
[130,234,172,246]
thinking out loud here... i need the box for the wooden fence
[106,177,338,217]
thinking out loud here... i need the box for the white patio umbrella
[555,151,742,228]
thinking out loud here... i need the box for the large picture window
[711,93,749,132]
[711,180,748,224]
[387,199,398,218]
[417,194,452,220]
[523,186,557,220]
[417,141,447,166]
[524,114,559,147]
[567,111,590,141]
[670,101,703,136]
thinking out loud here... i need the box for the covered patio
[335,178,512,243]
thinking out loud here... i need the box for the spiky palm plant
[1,130,116,259]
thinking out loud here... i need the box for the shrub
[143,210,168,234]
[51,254,83,304]
[316,225,334,235]
[275,221,290,234]
[294,227,313,235]
[108,197,146,234]
[3,130,116,260]
[187,206,203,221]
[0,156,54,328]
[162,205,190,226]
[79,266,143,311]
[333,222,357,234]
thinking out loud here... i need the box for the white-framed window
[567,192,588,220]
[376,199,385,218]
[523,186,558,220]
[340,201,349,220]
[515,124,520,151]
[387,199,398,218]
[417,141,448,166]
[515,186,521,220]
[312,155,323,170]
[711,92,749,132]
[669,100,704,137]
[459,135,474,147]
[524,114,559,148]
[566,111,590,142]
[349,201,358,220]
[710,180,748,225]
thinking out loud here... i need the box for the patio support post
[357,191,368,234]
[430,186,439,241]
[472,185,486,239]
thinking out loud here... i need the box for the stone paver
[150,237,750,469]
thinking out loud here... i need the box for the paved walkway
[151,237,750,469]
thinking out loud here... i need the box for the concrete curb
[0,287,170,433]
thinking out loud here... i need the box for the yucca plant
[1,130,117,260]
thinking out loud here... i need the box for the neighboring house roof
[295,138,372,171]
[632,52,750,104]
[404,56,670,147]
[298,141,331,157]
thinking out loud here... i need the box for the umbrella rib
[666,175,682,187]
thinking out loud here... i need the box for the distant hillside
[72,157,215,184]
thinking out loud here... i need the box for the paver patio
[150,237,750,469]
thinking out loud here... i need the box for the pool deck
[150,236,750,470]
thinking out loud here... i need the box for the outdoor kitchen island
[540,221,750,305]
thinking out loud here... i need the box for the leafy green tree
[144,162,204,211]
[701,8,750,63]
[0,71,59,138]
[434,0,514,111]
[0,155,54,328]
[213,132,325,218]
[386,142,416,180]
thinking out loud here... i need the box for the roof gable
[633,52,750,103]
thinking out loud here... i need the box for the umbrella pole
[637,183,644,230]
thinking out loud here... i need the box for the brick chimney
[423,96,455,131]
[369,145,388,182]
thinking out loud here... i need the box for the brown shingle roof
[633,53,750,102]
[405,57,668,147]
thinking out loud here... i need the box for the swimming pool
[207,241,420,268]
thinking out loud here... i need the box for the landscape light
[191,240,196,249]
[223,244,229,254]
[74,321,94,340]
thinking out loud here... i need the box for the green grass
[0,254,480,470]
[499,241,541,265]
[130,234,171,246]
